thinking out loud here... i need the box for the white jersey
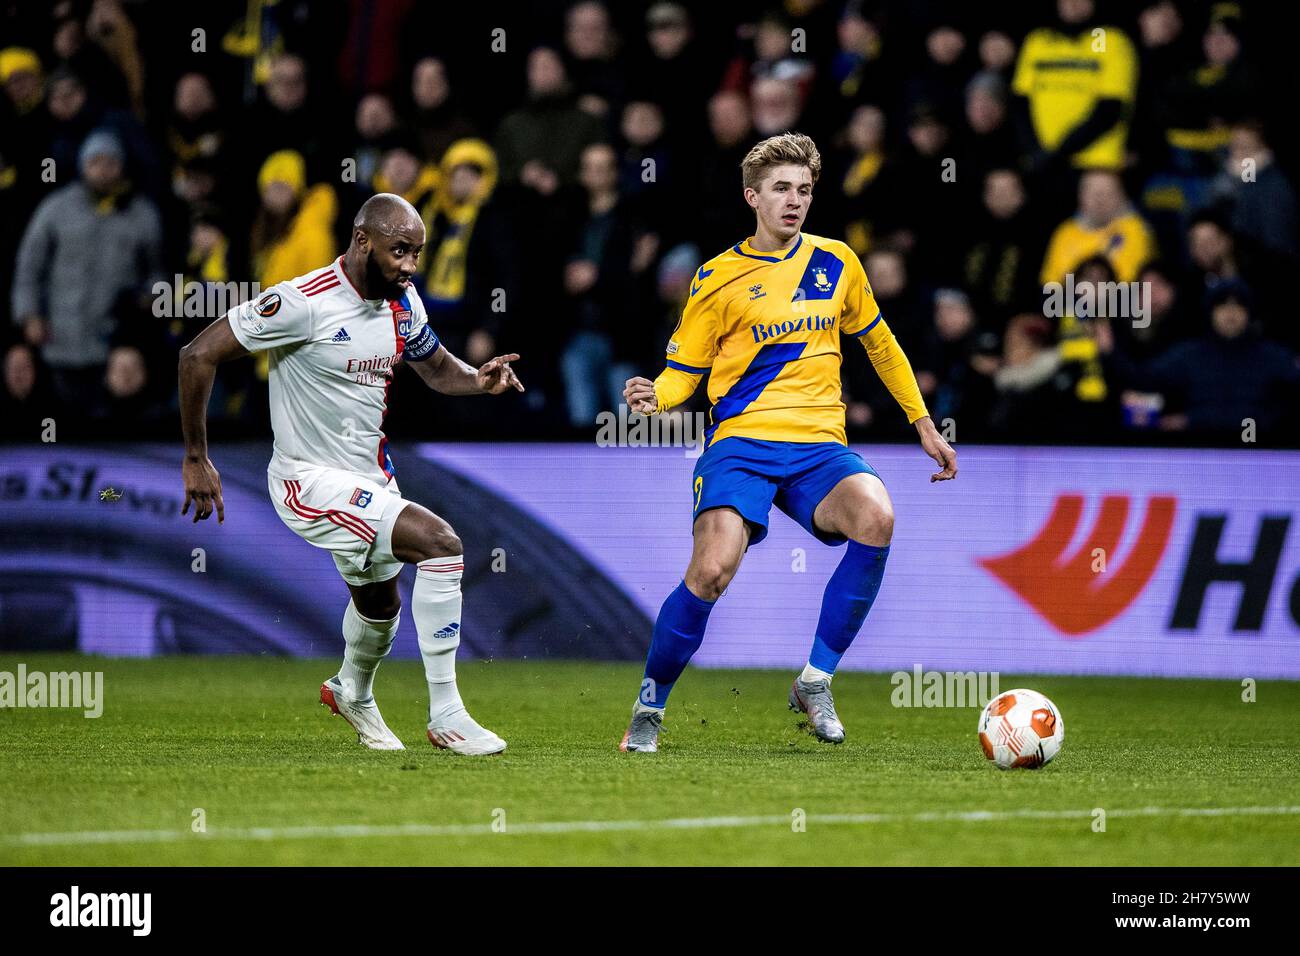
[227,256,441,485]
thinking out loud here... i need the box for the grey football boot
[619,704,664,753]
[789,677,846,744]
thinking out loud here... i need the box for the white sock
[412,555,467,723]
[338,600,399,699]
[801,662,834,684]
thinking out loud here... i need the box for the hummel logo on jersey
[332,328,351,342]
[432,622,460,639]
[749,283,766,300]
[690,266,714,298]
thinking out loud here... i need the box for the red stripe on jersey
[282,480,376,543]
[373,299,407,483]
[297,268,338,293]
[303,279,340,297]
[418,565,464,573]
[337,256,365,299]
[286,481,375,542]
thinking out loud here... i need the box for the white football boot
[320,676,405,751]
[427,709,507,756]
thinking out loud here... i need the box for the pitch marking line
[4,805,1299,847]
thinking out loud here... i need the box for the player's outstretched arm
[410,344,524,396]
[178,315,249,522]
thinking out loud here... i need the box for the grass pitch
[1,653,1297,866]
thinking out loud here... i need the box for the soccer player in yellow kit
[620,133,956,752]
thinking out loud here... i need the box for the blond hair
[741,132,821,191]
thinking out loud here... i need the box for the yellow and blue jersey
[654,232,927,447]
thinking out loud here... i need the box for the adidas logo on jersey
[332,328,351,342]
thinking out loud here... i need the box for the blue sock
[640,581,716,707]
[808,542,889,674]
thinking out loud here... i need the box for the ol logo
[349,488,373,508]
[395,310,413,337]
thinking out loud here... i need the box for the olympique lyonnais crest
[255,293,282,317]
[349,488,373,508]
[396,310,413,337]
[812,268,832,293]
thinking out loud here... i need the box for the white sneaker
[320,677,405,751]
[427,709,507,756]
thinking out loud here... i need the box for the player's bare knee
[420,528,462,560]
[687,558,737,600]
[851,500,893,545]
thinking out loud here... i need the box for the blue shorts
[691,437,878,547]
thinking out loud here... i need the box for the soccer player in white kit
[178,193,523,755]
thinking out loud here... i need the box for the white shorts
[268,466,410,585]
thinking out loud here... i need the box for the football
[977,688,1065,770]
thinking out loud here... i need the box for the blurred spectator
[1,341,57,440]
[1142,280,1300,438]
[51,0,143,115]
[495,46,604,190]
[1160,6,1263,190]
[166,72,224,181]
[1055,255,1122,436]
[1012,0,1137,175]
[419,138,512,366]
[1185,210,1241,309]
[722,12,815,108]
[962,168,1043,327]
[988,313,1068,438]
[904,22,975,122]
[636,3,712,140]
[409,58,476,164]
[1041,170,1155,284]
[916,288,998,433]
[251,150,337,289]
[825,7,885,110]
[1103,259,1188,392]
[11,129,162,409]
[246,53,337,185]
[560,142,655,426]
[564,0,624,120]
[45,66,159,199]
[351,93,400,190]
[693,91,754,255]
[1131,0,1192,187]
[1206,120,1297,260]
[894,103,962,281]
[618,99,677,236]
[750,76,804,137]
[835,104,903,258]
[102,343,164,422]
[958,71,1019,181]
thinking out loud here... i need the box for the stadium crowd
[2,0,1298,444]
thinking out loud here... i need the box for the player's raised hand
[477,353,524,394]
[181,455,225,523]
[915,416,957,482]
[624,376,657,415]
